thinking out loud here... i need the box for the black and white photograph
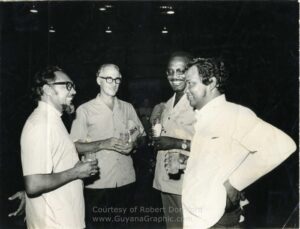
[0,1,298,229]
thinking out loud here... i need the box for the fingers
[8,192,21,200]
[14,203,25,216]
[88,159,98,165]
[8,196,25,217]
[8,211,18,217]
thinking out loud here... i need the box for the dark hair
[31,66,63,102]
[168,51,193,65]
[187,57,228,93]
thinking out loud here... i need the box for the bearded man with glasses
[20,66,99,229]
[70,64,145,229]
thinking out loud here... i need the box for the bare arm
[74,140,104,154]
[74,137,136,155]
[153,136,191,152]
[24,160,98,197]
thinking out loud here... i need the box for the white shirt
[70,95,144,189]
[182,95,296,228]
[21,101,85,229]
[153,94,196,195]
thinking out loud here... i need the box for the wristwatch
[181,139,188,150]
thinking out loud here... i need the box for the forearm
[75,140,104,154]
[24,168,78,197]
[174,138,191,151]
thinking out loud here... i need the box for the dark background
[0,1,298,228]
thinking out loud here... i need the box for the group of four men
[14,52,296,229]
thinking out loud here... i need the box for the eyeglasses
[99,76,122,84]
[166,68,185,77]
[49,81,76,91]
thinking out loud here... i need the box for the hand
[114,141,134,155]
[101,137,124,151]
[224,180,241,210]
[149,103,165,125]
[152,136,178,151]
[164,151,188,174]
[101,137,134,155]
[8,191,26,218]
[74,160,99,179]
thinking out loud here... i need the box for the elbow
[283,137,297,158]
[24,176,42,197]
[289,140,297,154]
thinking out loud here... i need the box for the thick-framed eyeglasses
[99,76,122,84]
[48,81,76,91]
[166,68,185,77]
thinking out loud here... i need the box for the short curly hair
[31,66,63,102]
[187,57,228,93]
[168,51,193,65]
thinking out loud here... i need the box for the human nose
[71,87,76,95]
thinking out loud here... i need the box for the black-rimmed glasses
[166,68,185,77]
[49,81,76,91]
[99,76,122,84]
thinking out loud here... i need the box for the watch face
[182,143,187,150]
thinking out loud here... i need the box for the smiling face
[166,56,188,93]
[47,71,76,111]
[97,65,121,97]
[185,65,209,110]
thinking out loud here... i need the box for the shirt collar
[95,93,119,110]
[38,101,62,117]
[195,94,226,118]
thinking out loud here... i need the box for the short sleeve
[70,106,88,142]
[128,104,146,137]
[21,123,53,176]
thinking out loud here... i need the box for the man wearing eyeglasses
[70,64,145,229]
[20,66,99,229]
[150,52,196,229]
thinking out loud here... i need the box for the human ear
[42,84,52,96]
[208,77,218,91]
[96,76,101,86]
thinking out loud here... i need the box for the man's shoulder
[117,99,134,109]
[21,110,50,138]
[224,101,257,124]
[76,98,97,111]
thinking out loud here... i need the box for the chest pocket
[86,112,114,140]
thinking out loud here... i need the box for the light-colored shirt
[70,95,144,189]
[153,94,196,195]
[182,95,296,228]
[21,101,85,229]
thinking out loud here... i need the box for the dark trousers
[161,192,183,229]
[84,183,135,229]
[211,206,244,229]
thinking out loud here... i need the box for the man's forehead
[101,66,120,76]
[186,66,199,77]
[54,71,71,82]
[168,57,187,68]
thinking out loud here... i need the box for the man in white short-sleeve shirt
[70,64,145,228]
[21,66,99,229]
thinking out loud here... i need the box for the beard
[62,103,75,114]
